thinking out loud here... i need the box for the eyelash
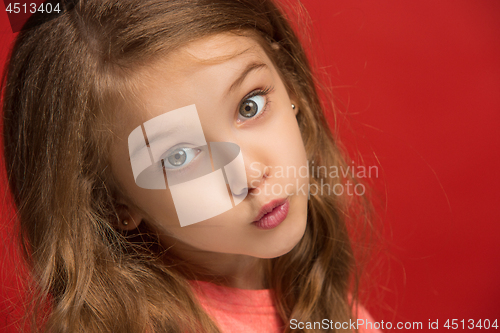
[237,85,275,123]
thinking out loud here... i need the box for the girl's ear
[291,99,299,116]
[115,203,143,231]
[288,91,299,116]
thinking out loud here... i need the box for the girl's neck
[161,240,268,290]
[197,255,267,290]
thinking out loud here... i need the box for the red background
[1,1,499,332]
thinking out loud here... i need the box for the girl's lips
[252,198,289,230]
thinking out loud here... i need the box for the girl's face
[109,32,309,260]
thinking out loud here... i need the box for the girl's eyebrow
[226,61,268,95]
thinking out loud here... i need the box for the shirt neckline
[188,280,276,308]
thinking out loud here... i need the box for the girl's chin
[254,240,301,259]
[253,223,307,259]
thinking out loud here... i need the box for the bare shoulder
[354,304,383,333]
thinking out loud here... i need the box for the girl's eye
[237,85,275,123]
[163,147,199,169]
[238,95,266,119]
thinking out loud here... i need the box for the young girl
[2,0,379,332]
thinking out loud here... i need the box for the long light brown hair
[2,0,371,331]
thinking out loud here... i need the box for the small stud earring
[291,103,296,110]
[122,220,129,226]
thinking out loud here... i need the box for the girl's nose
[244,158,270,196]
[209,140,270,200]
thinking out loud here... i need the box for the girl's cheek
[131,185,181,226]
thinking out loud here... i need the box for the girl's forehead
[113,33,277,131]
[150,32,270,77]
[183,33,263,62]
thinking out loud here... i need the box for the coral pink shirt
[189,280,381,333]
